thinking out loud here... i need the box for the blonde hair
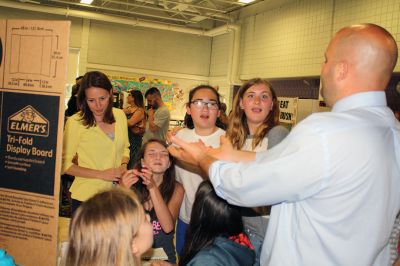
[66,188,144,266]
[226,78,280,150]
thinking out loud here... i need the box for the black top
[150,208,177,263]
[65,95,79,116]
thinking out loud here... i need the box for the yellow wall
[235,0,400,79]
[2,0,399,120]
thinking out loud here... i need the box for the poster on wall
[278,97,298,125]
[110,75,178,110]
[0,20,69,266]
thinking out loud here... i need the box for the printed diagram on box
[5,25,64,90]
[10,34,53,76]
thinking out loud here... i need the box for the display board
[0,20,69,266]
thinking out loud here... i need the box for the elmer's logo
[7,105,49,137]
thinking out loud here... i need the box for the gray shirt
[142,105,170,143]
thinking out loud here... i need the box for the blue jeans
[245,227,263,266]
[175,218,189,257]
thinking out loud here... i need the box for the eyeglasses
[190,100,219,110]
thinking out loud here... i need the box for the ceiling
[13,0,262,29]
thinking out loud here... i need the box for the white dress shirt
[210,91,400,266]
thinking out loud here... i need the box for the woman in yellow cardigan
[62,71,130,212]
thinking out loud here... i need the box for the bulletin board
[110,75,181,111]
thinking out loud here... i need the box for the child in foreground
[65,188,153,266]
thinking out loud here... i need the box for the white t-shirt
[242,136,268,152]
[175,127,225,223]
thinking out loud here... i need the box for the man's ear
[336,61,348,81]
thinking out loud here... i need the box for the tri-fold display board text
[0,20,69,266]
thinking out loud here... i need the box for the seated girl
[179,181,255,266]
[65,187,153,266]
[121,139,184,264]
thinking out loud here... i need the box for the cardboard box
[0,20,69,266]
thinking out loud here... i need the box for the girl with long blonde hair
[65,188,153,266]
[226,78,289,265]
[226,78,285,151]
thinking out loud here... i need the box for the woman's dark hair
[77,71,115,127]
[130,90,145,109]
[132,139,176,205]
[179,181,243,265]
[71,84,80,96]
[184,85,224,129]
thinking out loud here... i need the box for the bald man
[168,24,400,265]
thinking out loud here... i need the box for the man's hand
[168,134,255,166]
[167,135,221,178]
[147,108,155,119]
[208,135,236,161]
[167,136,208,165]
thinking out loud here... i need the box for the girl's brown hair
[226,78,280,150]
[132,139,176,205]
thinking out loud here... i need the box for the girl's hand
[120,169,139,188]
[165,131,173,146]
[139,164,156,190]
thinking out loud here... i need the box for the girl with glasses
[173,85,226,257]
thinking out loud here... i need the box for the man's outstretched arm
[167,135,256,175]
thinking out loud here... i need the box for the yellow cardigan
[62,108,130,201]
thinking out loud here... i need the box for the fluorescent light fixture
[238,0,255,3]
[80,0,93,4]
